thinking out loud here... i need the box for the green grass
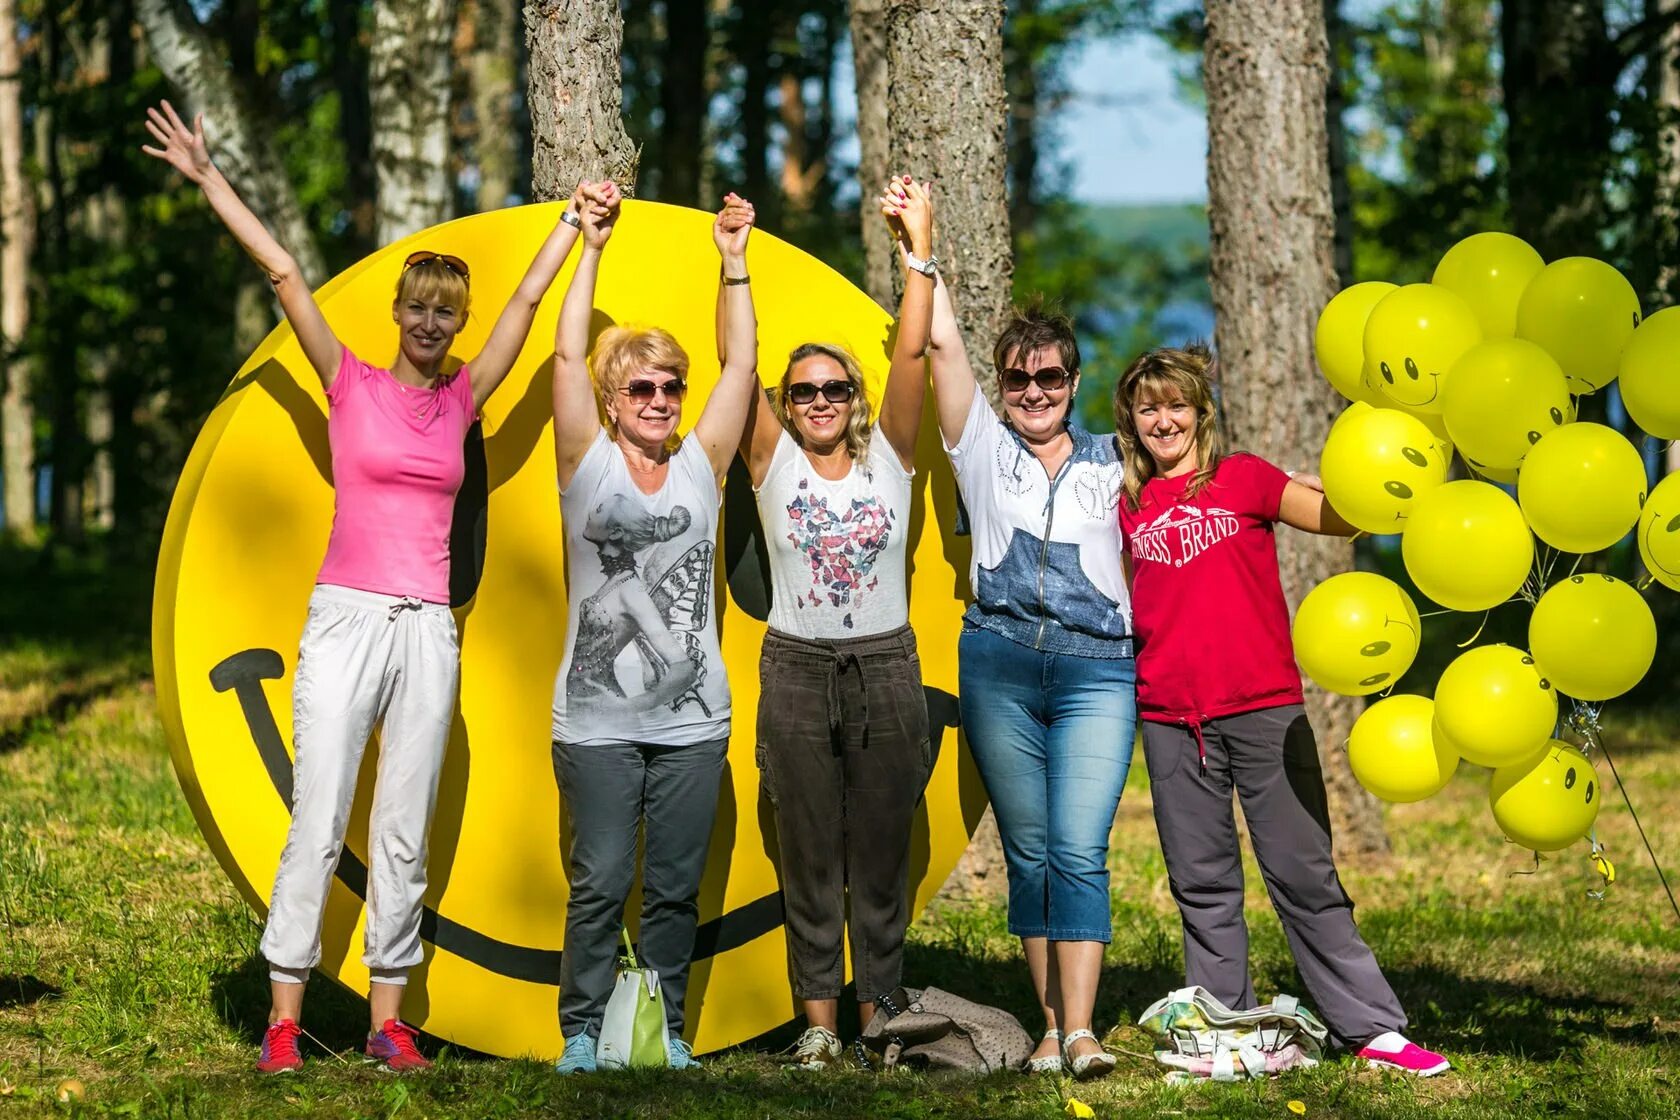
[3,545,1680,1118]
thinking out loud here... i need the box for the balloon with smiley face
[1291,571,1422,696]
[1319,406,1451,534]
[1489,742,1601,852]
[1433,644,1556,769]
[1348,694,1458,803]
[1517,422,1647,555]
[1361,282,1483,415]
[1529,574,1657,702]
[1639,470,1680,593]
[1619,306,1680,441]
[1440,338,1571,473]
[1401,480,1533,612]
[1515,256,1641,395]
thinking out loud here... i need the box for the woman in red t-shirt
[1113,345,1448,1078]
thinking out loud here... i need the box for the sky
[1061,34,1208,205]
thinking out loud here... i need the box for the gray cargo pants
[1141,703,1406,1049]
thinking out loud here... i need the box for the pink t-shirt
[1117,453,1303,724]
[314,346,478,604]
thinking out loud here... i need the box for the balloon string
[1456,611,1491,648]
[1638,574,1655,592]
[1584,723,1680,927]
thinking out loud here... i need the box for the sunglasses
[998,366,1072,394]
[403,251,471,280]
[620,378,688,402]
[785,379,857,406]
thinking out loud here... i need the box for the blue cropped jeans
[957,626,1138,942]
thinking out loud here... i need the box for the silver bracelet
[560,209,582,229]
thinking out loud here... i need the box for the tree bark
[1324,0,1354,288]
[885,0,1012,408]
[850,0,892,309]
[0,0,33,538]
[738,1,773,222]
[136,0,326,284]
[370,0,458,243]
[329,0,375,249]
[659,0,707,206]
[1203,0,1389,857]
[524,0,639,200]
[468,0,519,210]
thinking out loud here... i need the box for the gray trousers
[552,737,728,1040]
[1141,704,1406,1049]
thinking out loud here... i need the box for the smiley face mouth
[1643,514,1680,577]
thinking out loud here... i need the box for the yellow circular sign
[153,201,984,1059]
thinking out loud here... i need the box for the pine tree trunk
[659,0,706,206]
[885,0,1011,410]
[850,0,892,309]
[524,0,639,200]
[370,0,458,243]
[1204,0,1389,858]
[0,0,33,538]
[469,0,519,210]
[1324,0,1355,288]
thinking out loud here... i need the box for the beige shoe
[1027,1028,1066,1074]
[793,1026,844,1071]
[1063,1029,1116,1080]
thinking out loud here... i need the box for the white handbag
[1137,985,1328,1082]
[595,930,671,1070]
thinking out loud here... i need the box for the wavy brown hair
[771,342,874,462]
[1113,343,1223,510]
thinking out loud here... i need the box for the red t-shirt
[1118,453,1303,724]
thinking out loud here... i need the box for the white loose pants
[259,584,460,982]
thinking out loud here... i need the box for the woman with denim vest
[895,184,1135,1081]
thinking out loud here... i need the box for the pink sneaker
[366,1019,432,1072]
[1357,1037,1450,1077]
[256,1019,303,1073]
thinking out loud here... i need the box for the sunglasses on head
[998,366,1072,394]
[785,379,857,406]
[620,377,688,402]
[403,250,471,280]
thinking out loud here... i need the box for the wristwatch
[905,251,940,277]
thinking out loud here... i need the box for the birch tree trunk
[136,0,326,284]
[470,0,520,210]
[371,0,458,243]
[1655,0,1680,474]
[524,0,639,200]
[1204,0,1389,856]
[885,0,1011,410]
[0,0,32,537]
[850,0,893,309]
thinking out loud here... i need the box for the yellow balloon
[1319,406,1451,534]
[1327,399,1375,440]
[1432,232,1545,338]
[1291,572,1422,696]
[1440,338,1571,471]
[1515,257,1641,394]
[1638,470,1680,592]
[1490,742,1601,852]
[1529,574,1656,701]
[1317,282,1398,402]
[1467,460,1520,485]
[1516,422,1647,554]
[1362,282,1483,414]
[1348,695,1458,803]
[1433,644,1557,769]
[1618,306,1680,439]
[1401,481,1533,611]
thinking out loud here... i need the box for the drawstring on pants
[387,596,424,621]
[1183,717,1208,776]
[825,649,867,755]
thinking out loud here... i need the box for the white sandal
[1063,1028,1116,1080]
[1026,1028,1065,1074]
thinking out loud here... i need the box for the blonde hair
[1113,343,1223,510]
[395,258,471,317]
[772,343,873,461]
[589,325,691,437]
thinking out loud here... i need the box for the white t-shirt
[755,427,913,639]
[551,430,731,746]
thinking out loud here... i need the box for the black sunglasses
[621,378,688,402]
[998,366,1072,394]
[785,379,857,406]
[403,250,471,281]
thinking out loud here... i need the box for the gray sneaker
[793,1026,844,1071]
[555,1032,596,1075]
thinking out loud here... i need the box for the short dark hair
[991,297,1080,377]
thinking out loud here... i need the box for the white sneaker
[793,1025,844,1071]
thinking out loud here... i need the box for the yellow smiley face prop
[1489,742,1601,852]
[1639,470,1680,592]
[153,201,985,1059]
[1291,571,1422,696]
[1319,405,1451,534]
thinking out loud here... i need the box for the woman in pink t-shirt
[144,100,602,1073]
[1114,345,1449,1078]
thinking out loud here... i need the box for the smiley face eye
[1527,430,1541,445]
[1380,361,1395,385]
[1404,357,1421,381]
[1586,780,1596,803]
[1358,672,1391,687]
[1402,447,1428,468]
[1361,641,1392,657]
[1639,491,1648,509]
[1633,311,1641,328]
[1549,407,1563,425]
[1565,767,1577,789]
[1602,574,1614,582]
[1522,655,1535,665]
[1384,480,1413,499]
[1571,575,1584,584]
[1539,678,1552,690]
[1666,515,1680,533]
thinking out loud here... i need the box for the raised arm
[141,101,341,388]
[465,183,594,410]
[920,219,978,448]
[720,242,781,486]
[1280,479,1358,536]
[691,193,760,485]
[877,176,936,471]
[553,184,621,489]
